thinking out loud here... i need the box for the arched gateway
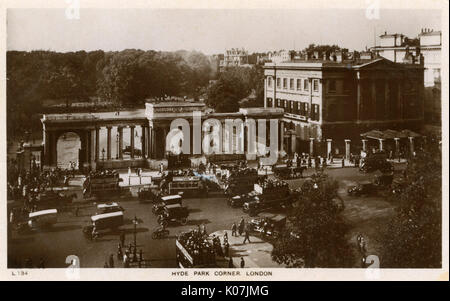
[41,101,284,171]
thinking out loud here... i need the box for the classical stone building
[371,29,442,127]
[40,101,284,170]
[263,54,424,157]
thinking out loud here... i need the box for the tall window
[283,78,287,89]
[297,79,302,90]
[276,78,281,88]
[289,78,294,90]
[304,79,309,91]
[313,79,319,92]
[268,77,273,87]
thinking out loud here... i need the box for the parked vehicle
[273,165,306,179]
[96,202,124,214]
[374,172,394,187]
[248,213,287,238]
[227,190,259,208]
[28,209,58,229]
[360,157,393,173]
[157,204,189,227]
[152,194,183,215]
[347,181,378,196]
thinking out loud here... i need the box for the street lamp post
[116,134,119,160]
[133,215,138,247]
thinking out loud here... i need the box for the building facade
[372,29,442,126]
[263,56,424,156]
[219,48,250,71]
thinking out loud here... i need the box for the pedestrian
[104,262,109,268]
[341,157,345,168]
[120,231,125,246]
[223,231,228,244]
[123,252,128,266]
[228,257,234,268]
[74,206,79,217]
[231,223,237,237]
[240,257,245,268]
[109,254,114,268]
[238,218,245,236]
[117,245,123,261]
[38,257,45,269]
[224,242,230,258]
[243,230,251,244]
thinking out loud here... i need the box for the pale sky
[7,8,442,54]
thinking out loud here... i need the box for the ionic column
[309,138,314,156]
[163,126,168,157]
[106,126,112,160]
[362,139,368,152]
[118,126,124,159]
[141,125,147,159]
[130,125,135,159]
[85,130,90,165]
[345,139,351,160]
[279,120,284,153]
[409,137,415,155]
[327,139,332,157]
[95,127,100,162]
[394,138,400,157]
[43,130,50,165]
[379,139,384,151]
[291,132,297,154]
[147,126,152,159]
[50,131,57,166]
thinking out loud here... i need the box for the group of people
[109,232,145,268]
[177,228,216,266]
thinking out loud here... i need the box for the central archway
[57,132,81,169]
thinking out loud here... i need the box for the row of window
[267,98,320,121]
[267,77,321,92]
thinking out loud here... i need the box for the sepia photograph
[1,0,448,281]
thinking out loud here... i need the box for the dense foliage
[206,65,264,112]
[7,50,214,139]
[380,141,442,268]
[271,173,354,267]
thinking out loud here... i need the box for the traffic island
[210,230,285,268]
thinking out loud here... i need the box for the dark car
[157,204,189,226]
[347,181,378,197]
[227,191,258,207]
[374,173,394,187]
[360,157,393,173]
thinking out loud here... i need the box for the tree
[206,68,251,112]
[380,142,442,268]
[271,173,354,267]
[304,44,342,55]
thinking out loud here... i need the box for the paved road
[8,165,403,268]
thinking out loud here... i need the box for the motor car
[157,204,189,226]
[347,181,378,196]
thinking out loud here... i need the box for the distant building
[263,52,424,156]
[219,48,251,71]
[268,50,292,64]
[371,29,441,127]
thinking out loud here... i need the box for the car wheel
[180,218,188,225]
